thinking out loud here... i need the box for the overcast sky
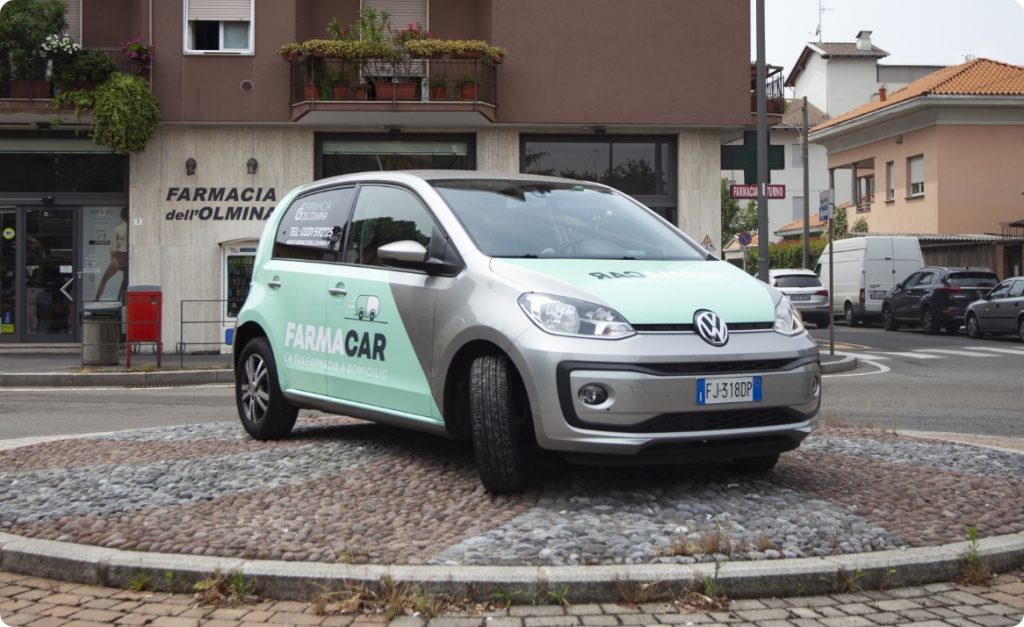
[754,0,1024,78]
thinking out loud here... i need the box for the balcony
[0,49,149,120]
[287,56,497,125]
[750,63,785,116]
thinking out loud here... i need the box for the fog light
[578,384,608,406]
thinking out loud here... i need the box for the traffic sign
[737,231,752,247]
[818,189,834,222]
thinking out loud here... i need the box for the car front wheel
[236,337,298,440]
[844,304,859,327]
[470,354,529,494]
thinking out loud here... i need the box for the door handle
[328,286,348,296]
[267,278,282,289]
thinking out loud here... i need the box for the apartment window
[791,143,803,167]
[317,134,475,178]
[521,135,676,223]
[907,155,924,198]
[363,0,427,30]
[792,195,804,220]
[885,161,894,201]
[185,0,253,53]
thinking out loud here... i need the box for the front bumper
[508,327,821,457]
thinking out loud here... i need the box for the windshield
[430,179,707,260]
[947,272,999,287]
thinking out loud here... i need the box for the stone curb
[1,354,855,388]
[1,531,1021,602]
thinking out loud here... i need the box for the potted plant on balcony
[53,72,160,154]
[51,48,115,92]
[458,74,478,101]
[428,73,447,100]
[0,0,67,99]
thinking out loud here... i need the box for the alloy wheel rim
[241,354,270,425]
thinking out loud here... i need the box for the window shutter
[64,0,82,43]
[362,0,428,31]
[187,0,252,22]
[909,155,924,183]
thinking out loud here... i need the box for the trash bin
[82,302,121,366]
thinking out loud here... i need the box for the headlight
[518,293,635,339]
[774,296,805,336]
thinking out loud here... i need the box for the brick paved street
[1,569,1021,626]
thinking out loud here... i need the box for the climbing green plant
[55,72,160,154]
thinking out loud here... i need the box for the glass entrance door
[26,208,76,340]
[0,209,16,337]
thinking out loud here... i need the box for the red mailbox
[126,285,162,367]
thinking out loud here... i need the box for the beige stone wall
[129,126,314,351]
[677,130,723,256]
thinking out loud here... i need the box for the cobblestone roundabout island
[1,418,1022,568]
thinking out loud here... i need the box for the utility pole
[755,0,768,283]
[802,96,810,269]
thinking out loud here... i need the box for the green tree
[851,217,869,234]
[720,178,757,247]
[744,238,828,277]
[831,206,849,240]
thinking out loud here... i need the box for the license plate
[696,376,762,405]
[789,294,810,301]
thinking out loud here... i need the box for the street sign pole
[802,96,810,269]
[827,168,836,356]
[755,0,768,283]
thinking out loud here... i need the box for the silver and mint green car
[233,171,821,493]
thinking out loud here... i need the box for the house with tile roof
[809,58,1024,278]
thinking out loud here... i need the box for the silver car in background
[769,269,831,328]
[965,276,1024,340]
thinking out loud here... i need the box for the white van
[815,236,923,326]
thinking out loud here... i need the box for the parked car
[965,276,1024,340]
[232,171,821,493]
[768,268,830,327]
[882,267,1000,334]
[815,236,923,326]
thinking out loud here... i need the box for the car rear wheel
[236,337,298,440]
[966,314,982,339]
[921,307,940,335]
[470,353,529,494]
[882,306,899,331]
[734,453,780,473]
[1018,316,1024,342]
[844,303,859,327]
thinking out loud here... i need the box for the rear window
[946,272,999,288]
[774,275,822,288]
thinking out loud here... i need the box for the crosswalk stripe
[874,351,942,359]
[965,346,1024,356]
[915,348,998,358]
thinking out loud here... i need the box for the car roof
[292,170,606,196]
[769,268,817,277]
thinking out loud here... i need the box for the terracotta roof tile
[778,99,829,128]
[774,212,827,237]
[814,58,1024,131]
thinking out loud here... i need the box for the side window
[273,187,355,261]
[1009,280,1024,298]
[343,185,435,267]
[917,272,936,286]
[988,280,1012,299]
[902,272,923,289]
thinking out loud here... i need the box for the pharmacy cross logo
[694,309,729,347]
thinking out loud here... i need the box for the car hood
[489,259,776,325]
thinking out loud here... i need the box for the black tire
[734,453,780,473]
[844,303,859,327]
[966,314,982,339]
[921,307,940,335]
[882,306,899,332]
[235,337,298,440]
[816,316,831,329]
[469,354,529,494]
[1018,316,1024,342]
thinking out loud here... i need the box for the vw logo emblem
[694,310,729,347]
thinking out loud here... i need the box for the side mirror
[378,240,461,276]
[895,282,903,290]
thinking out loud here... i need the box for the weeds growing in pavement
[194,569,258,606]
[832,567,866,594]
[310,577,479,620]
[128,573,152,591]
[163,570,175,593]
[615,579,673,605]
[959,526,992,586]
[878,567,897,591]
[756,532,775,552]
[547,585,571,607]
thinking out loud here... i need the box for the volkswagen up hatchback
[233,172,821,493]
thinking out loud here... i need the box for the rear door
[976,279,1013,332]
[261,186,356,395]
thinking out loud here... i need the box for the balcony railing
[750,63,785,115]
[288,55,497,110]
[0,49,149,100]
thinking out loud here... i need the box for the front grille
[619,408,805,434]
[642,358,797,375]
[633,321,774,332]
